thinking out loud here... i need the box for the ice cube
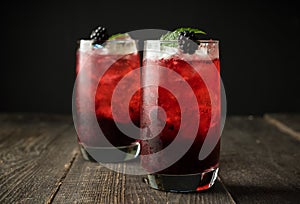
[144,40,179,59]
[144,40,161,59]
[195,42,219,59]
[161,45,178,56]
[78,40,93,52]
[104,35,138,55]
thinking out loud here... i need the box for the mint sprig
[160,27,206,41]
[174,28,206,34]
[108,33,130,40]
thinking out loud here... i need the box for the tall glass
[141,40,220,192]
[74,39,141,162]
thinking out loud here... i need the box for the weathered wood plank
[219,116,300,204]
[0,114,78,203]
[124,169,167,204]
[55,157,236,204]
[165,178,236,204]
[55,149,234,203]
[1,114,299,203]
[52,154,128,203]
[264,113,300,140]
[53,154,167,203]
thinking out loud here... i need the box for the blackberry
[90,26,109,45]
[178,31,199,54]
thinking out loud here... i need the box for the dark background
[1,1,299,115]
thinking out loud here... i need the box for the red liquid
[141,56,220,174]
[75,49,140,147]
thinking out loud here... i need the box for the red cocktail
[141,40,220,192]
[75,39,140,162]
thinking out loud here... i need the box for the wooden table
[0,113,299,203]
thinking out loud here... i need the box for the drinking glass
[141,40,220,192]
[74,39,141,162]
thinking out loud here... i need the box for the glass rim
[77,39,139,44]
[77,39,218,44]
[145,39,219,43]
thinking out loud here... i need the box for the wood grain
[219,116,300,204]
[124,171,167,204]
[52,154,169,204]
[1,114,300,203]
[0,114,78,203]
[264,113,300,140]
[54,155,235,204]
[165,178,236,204]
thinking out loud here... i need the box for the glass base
[143,168,219,192]
[79,142,140,163]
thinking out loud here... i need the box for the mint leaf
[160,27,206,41]
[108,33,130,40]
[174,28,206,34]
[160,27,207,48]
[160,31,178,41]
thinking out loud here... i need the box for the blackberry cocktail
[141,28,221,192]
[74,27,140,162]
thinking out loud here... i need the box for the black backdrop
[1,1,299,115]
